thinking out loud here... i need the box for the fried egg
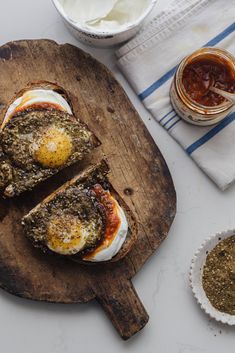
[45,186,128,260]
[2,89,72,129]
[0,84,100,198]
[22,161,133,262]
[3,90,74,169]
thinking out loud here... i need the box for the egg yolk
[47,215,87,255]
[33,126,72,168]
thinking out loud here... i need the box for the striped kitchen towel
[116,0,235,190]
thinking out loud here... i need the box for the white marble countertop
[0,1,234,352]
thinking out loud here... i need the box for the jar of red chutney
[170,47,235,126]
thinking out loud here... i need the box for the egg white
[84,198,128,262]
[2,89,72,129]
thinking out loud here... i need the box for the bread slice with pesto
[0,81,100,197]
[22,160,138,264]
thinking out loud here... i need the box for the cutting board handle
[95,279,149,340]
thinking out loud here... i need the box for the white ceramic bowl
[190,229,235,325]
[52,0,157,47]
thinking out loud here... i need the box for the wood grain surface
[0,40,176,340]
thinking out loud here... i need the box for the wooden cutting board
[0,40,176,340]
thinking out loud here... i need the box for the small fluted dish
[190,229,235,325]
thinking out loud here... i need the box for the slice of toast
[22,160,138,264]
[0,81,100,197]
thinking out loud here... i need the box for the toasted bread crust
[22,160,137,264]
[0,81,101,197]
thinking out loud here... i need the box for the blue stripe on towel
[186,112,235,155]
[159,109,174,123]
[162,113,178,127]
[167,118,181,131]
[139,22,235,101]
[139,66,178,101]
[204,22,235,47]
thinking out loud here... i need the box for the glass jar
[170,47,235,126]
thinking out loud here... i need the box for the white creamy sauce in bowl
[57,0,152,32]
